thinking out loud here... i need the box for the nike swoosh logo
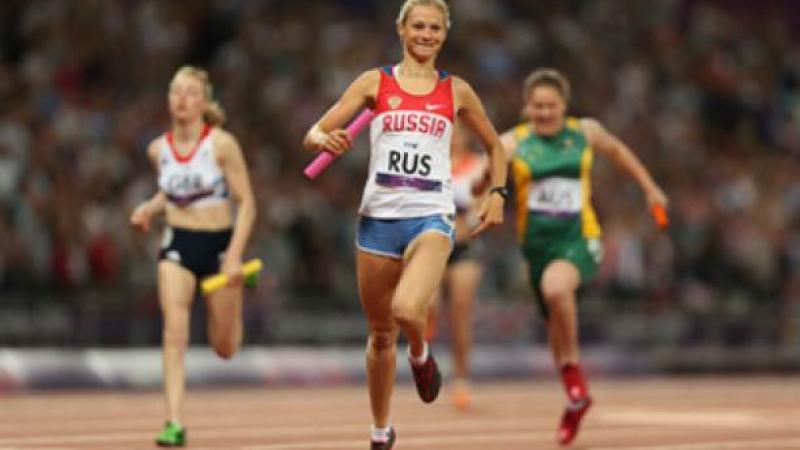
[425,104,444,111]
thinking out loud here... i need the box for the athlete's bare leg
[205,281,243,360]
[396,232,452,359]
[541,260,591,445]
[158,261,197,425]
[540,260,581,366]
[357,251,403,428]
[547,316,566,364]
[426,288,441,341]
[447,259,482,379]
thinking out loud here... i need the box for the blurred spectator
[1,0,799,348]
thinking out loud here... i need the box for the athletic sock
[371,424,392,443]
[408,342,429,367]
[560,363,589,402]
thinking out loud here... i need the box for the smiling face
[397,4,447,62]
[168,72,208,124]
[526,85,567,137]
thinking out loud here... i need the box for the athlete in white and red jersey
[303,1,506,449]
[157,124,228,209]
[130,66,256,447]
[360,64,455,218]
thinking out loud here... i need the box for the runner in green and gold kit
[510,117,603,317]
[501,69,668,447]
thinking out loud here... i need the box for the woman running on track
[502,68,668,446]
[130,66,257,447]
[426,123,488,411]
[303,1,507,448]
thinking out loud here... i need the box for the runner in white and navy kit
[303,1,507,448]
[130,66,257,447]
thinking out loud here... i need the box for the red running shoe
[371,427,396,450]
[557,396,592,446]
[410,350,442,403]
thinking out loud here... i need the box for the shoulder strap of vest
[514,123,532,141]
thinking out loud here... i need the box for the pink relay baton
[303,109,375,179]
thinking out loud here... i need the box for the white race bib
[528,177,583,214]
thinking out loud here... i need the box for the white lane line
[0,419,535,445]
[591,437,800,450]
[0,423,761,448]
[0,431,144,446]
[0,448,74,450]
[240,435,800,450]
[241,432,545,450]
[136,437,800,450]
[1,413,795,448]
[596,408,766,427]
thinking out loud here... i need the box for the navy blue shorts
[357,215,455,259]
[159,226,232,278]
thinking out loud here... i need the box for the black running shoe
[371,427,396,450]
[410,349,442,403]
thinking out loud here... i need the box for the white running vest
[157,126,229,208]
[359,66,455,218]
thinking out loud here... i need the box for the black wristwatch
[489,186,508,200]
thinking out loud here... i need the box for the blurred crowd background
[1,0,799,358]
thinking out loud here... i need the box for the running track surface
[0,377,798,449]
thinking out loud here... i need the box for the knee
[162,324,189,350]
[368,328,396,354]
[541,284,570,309]
[392,303,412,327]
[209,319,243,360]
[392,301,425,328]
[214,346,238,360]
[213,338,240,360]
[210,327,242,360]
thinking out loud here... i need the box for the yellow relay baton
[201,258,263,295]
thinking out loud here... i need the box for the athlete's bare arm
[303,69,381,155]
[499,129,520,161]
[453,76,506,237]
[130,140,167,232]
[215,130,257,280]
[581,118,668,207]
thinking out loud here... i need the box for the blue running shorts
[357,215,455,259]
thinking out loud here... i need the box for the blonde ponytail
[203,100,226,126]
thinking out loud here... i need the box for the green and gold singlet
[510,118,602,317]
